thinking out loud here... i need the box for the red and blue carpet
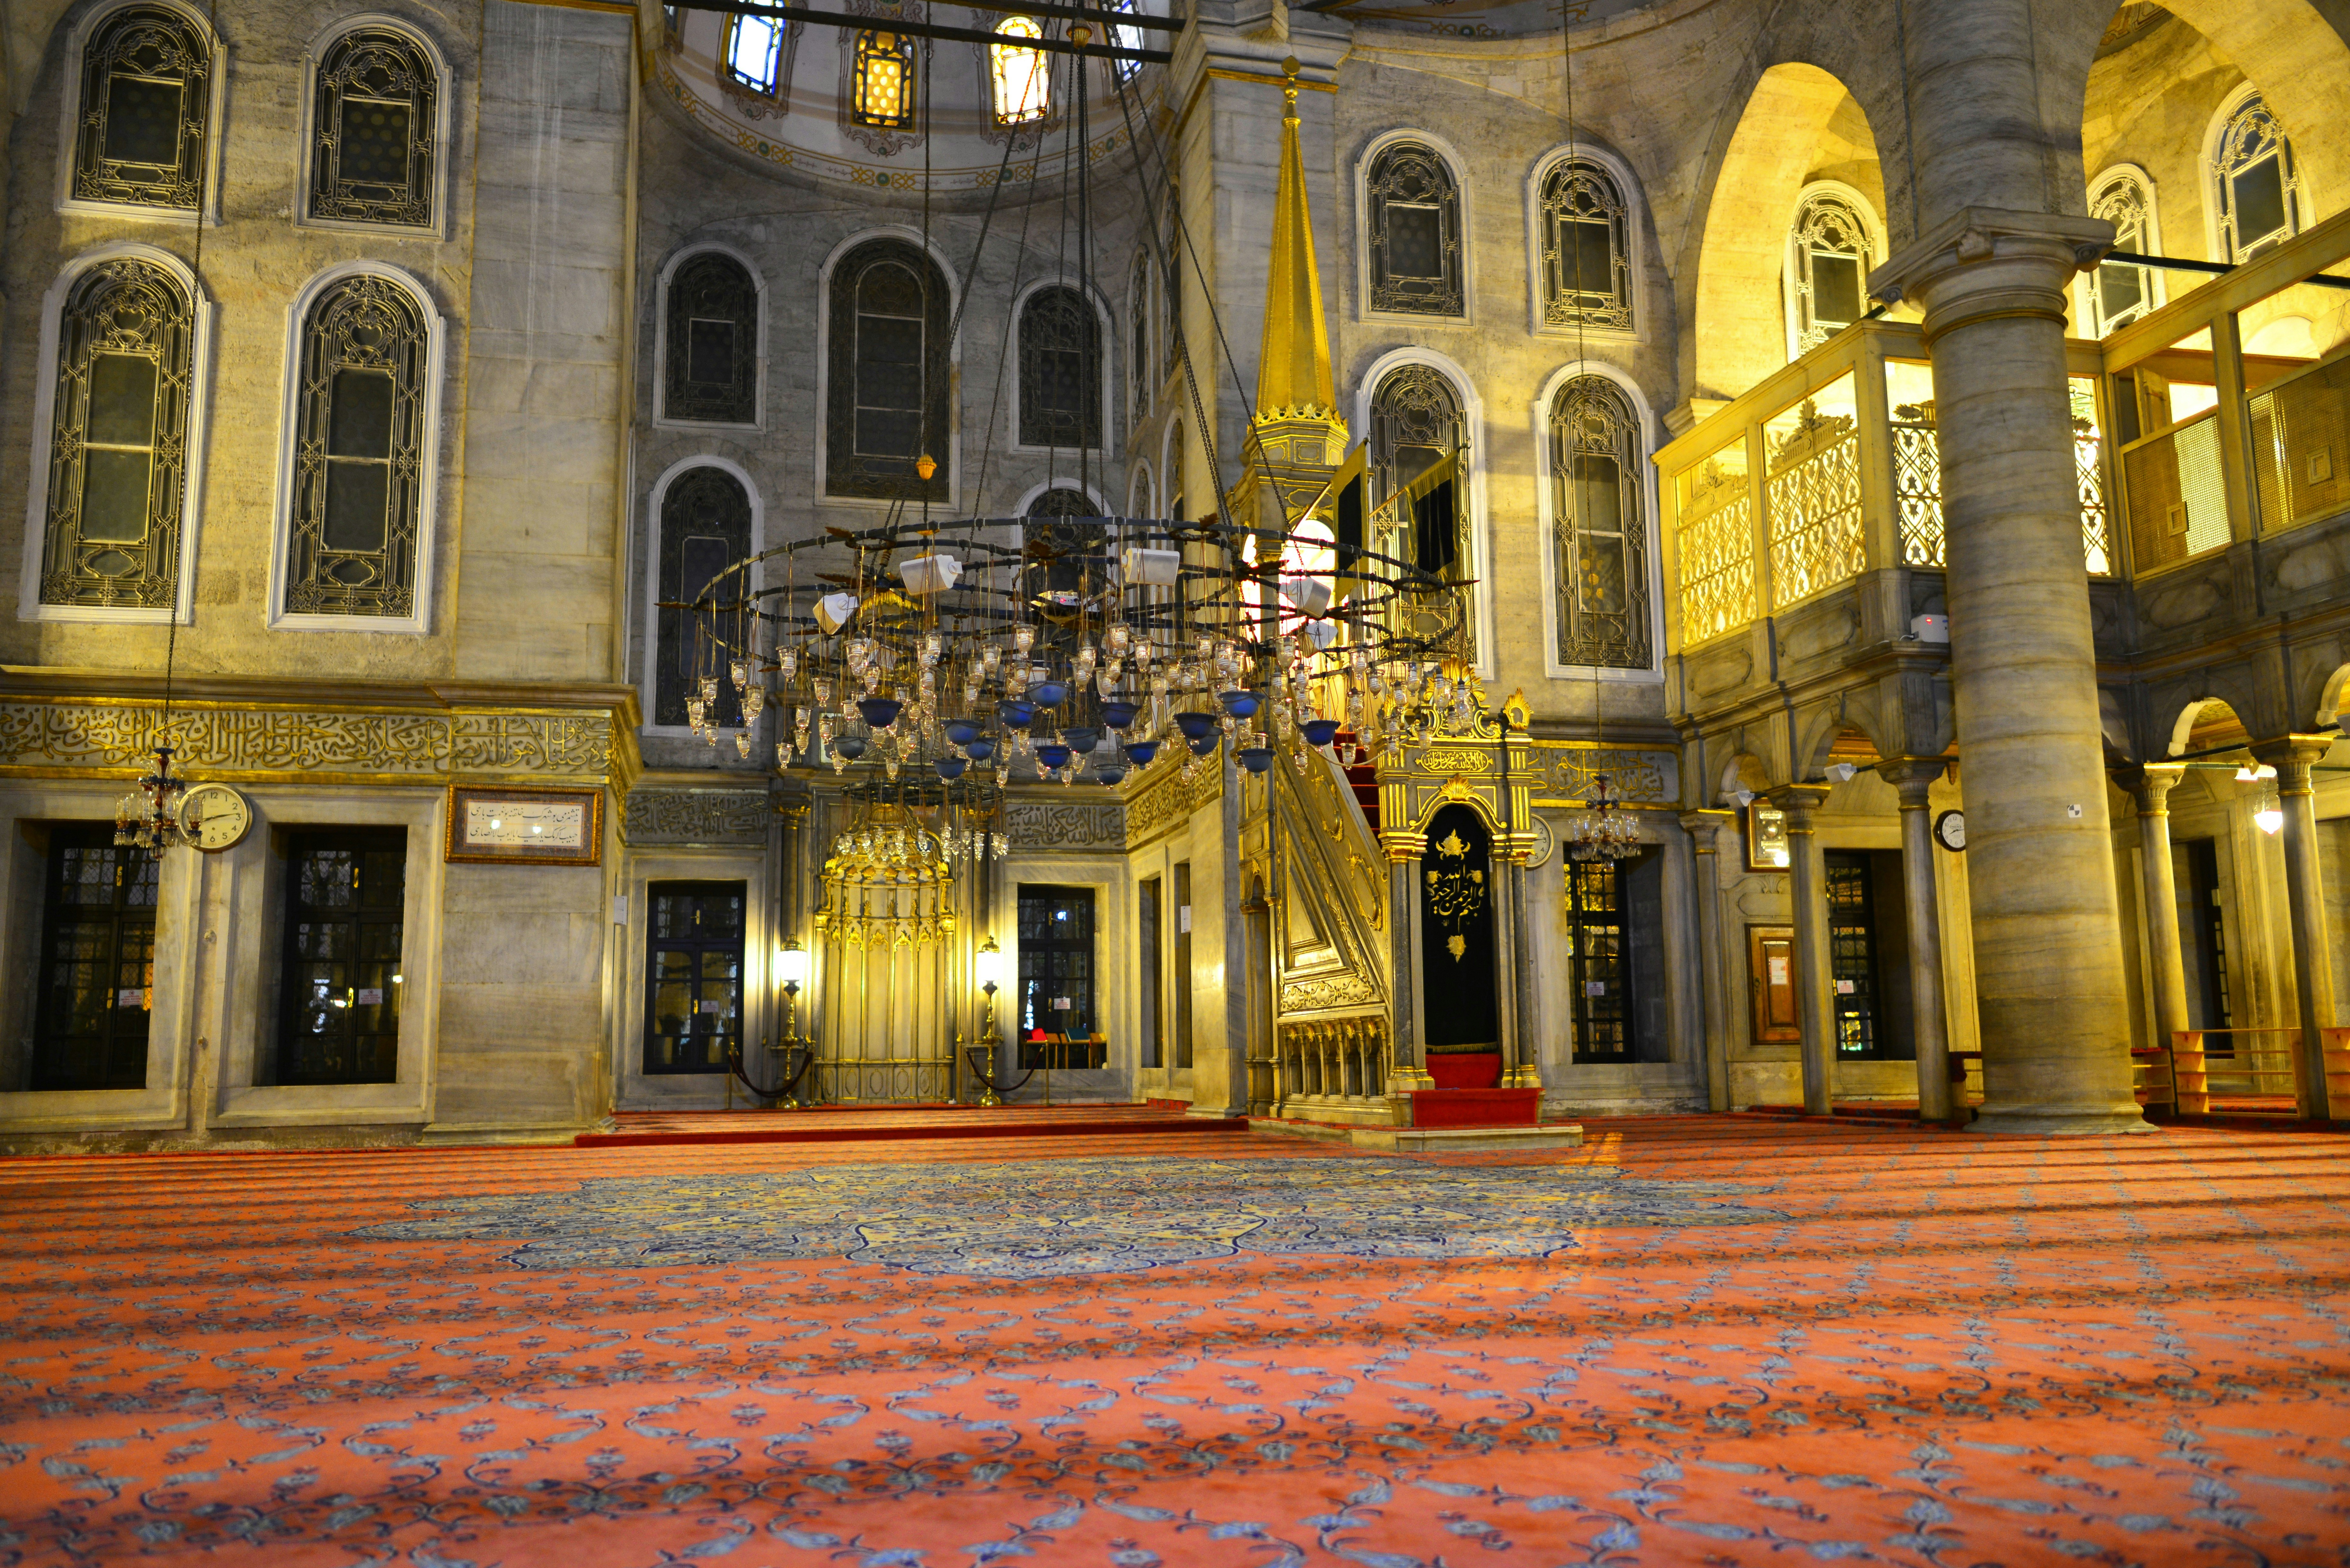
[3,1115,2347,1565]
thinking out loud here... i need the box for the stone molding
[621,787,769,846]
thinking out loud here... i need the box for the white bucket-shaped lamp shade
[1278,576,1333,617]
[1122,547,1181,586]
[899,554,962,595]
[816,592,860,633]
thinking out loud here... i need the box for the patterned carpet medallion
[4,1119,2349,1567]
[360,1157,1782,1275]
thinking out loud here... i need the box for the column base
[1504,1064,1543,1090]
[1967,1099,2155,1135]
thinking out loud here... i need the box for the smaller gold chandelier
[1563,773,1640,862]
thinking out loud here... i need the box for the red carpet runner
[4,1116,2348,1565]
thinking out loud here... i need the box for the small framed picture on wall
[445,785,603,865]
[1744,799,1791,873]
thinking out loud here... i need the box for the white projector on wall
[1911,613,1950,643]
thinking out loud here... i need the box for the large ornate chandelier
[1563,773,1641,862]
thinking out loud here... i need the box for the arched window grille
[2212,93,2302,261]
[1550,375,1651,670]
[307,26,438,228]
[1369,363,1473,662]
[2085,169,2157,336]
[1107,0,1144,83]
[1166,420,1186,521]
[826,238,950,500]
[69,4,215,212]
[284,273,432,620]
[1537,157,1633,332]
[663,251,759,426]
[1161,188,1182,372]
[1785,186,1876,358]
[724,14,787,93]
[1365,141,1462,317]
[36,257,197,611]
[1128,252,1152,427]
[654,466,754,727]
[1019,286,1102,449]
[990,18,1050,126]
[851,30,917,128]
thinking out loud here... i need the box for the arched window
[1107,0,1144,84]
[1165,420,1186,521]
[32,254,199,613]
[662,250,760,426]
[1023,486,1094,609]
[826,238,951,500]
[1550,375,1651,671]
[1369,363,1473,661]
[307,25,440,229]
[1019,286,1102,449]
[68,4,216,213]
[990,17,1050,126]
[280,271,435,622]
[2211,92,2302,261]
[1784,185,1878,358]
[1128,461,1153,519]
[851,30,916,129]
[724,14,787,94]
[1536,156,1633,332]
[1128,252,1152,427]
[1161,188,1182,370]
[653,466,754,727]
[1365,140,1462,317]
[2084,167,2159,337]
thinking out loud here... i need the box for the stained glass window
[1019,286,1101,449]
[2213,93,2301,261]
[655,467,753,727]
[724,14,787,93]
[990,17,1050,126]
[851,30,916,129]
[1786,186,1876,358]
[2085,168,2157,336]
[308,25,438,228]
[1107,0,1144,83]
[1538,156,1633,332]
[35,256,196,612]
[663,251,759,425]
[1365,141,1461,317]
[69,4,213,212]
[284,273,432,620]
[1551,375,1651,670]
[827,239,950,499]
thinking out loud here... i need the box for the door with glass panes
[278,831,406,1084]
[32,825,157,1090]
[644,882,746,1074]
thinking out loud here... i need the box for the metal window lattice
[39,258,195,610]
[1539,159,1633,332]
[664,252,759,425]
[2249,352,2350,539]
[2212,94,2301,261]
[1369,364,1474,664]
[826,239,950,500]
[286,274,431,618]
[1127,253,1151,428]
[1765,401,1864,608]
[309,26,437,228]
[656,466,753,726]
[1890,407,1945,567]
[72,5,211,210]
[1365,142,1463,317]
[1675,459,1755,644]
[1788,191,1874,356]
[1019,287,1101,449]
[2071,379,2113,574]
[2087,173,2154,335]
[1552,376,1651,669]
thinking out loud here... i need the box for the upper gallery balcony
[1657,207,2350,720]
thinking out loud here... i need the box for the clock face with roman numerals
[177,783,252,852]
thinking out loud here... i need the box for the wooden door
[1748,924,1800,1043]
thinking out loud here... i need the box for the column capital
[1874,755,1947,807]
[1765,782,1831,829]
[1679,808,1735,851]
[1867,207,2113,350]
[2249,734,2335,788]
[2111,761,2187,812]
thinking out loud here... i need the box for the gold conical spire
[1254,58,1341,430]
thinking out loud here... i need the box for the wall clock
[1933,809,1966,851]
[177,783,252,851]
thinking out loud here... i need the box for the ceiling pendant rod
[671,0,1175,61]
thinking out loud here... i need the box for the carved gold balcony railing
[2101,207,2350,581]
[1658,320,2113,655]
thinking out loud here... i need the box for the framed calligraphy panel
[445,785,603,865]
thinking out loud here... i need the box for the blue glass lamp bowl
[857,697,903,729]
[934,757,968,780]
[965,739,997,763]
[1062,726,1100,754]
[1237,746,1274,774]
[833,735,868,760]
[998,698,1037,728]
[1301,718,1342,747]
[1035,744,1073,770]
[1124,741,1160,767]
[1188,731,1222,757]
[1092,762,1128,786]
[1173,710,1219,741]
[1031,680,1070,708]
[944,719,982,747]
[1100,700,1141,731]
[1218,689,1261,720]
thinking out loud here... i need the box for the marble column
[2251,737,2340,1121]
[1769,783,1835,1115]
[1679,810,1737,1112]
[2115,765,2191,1057]
[1872,209,2143,1134]
[1877,759,1955,1122]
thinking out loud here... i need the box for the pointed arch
[1530,360,1663,682]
